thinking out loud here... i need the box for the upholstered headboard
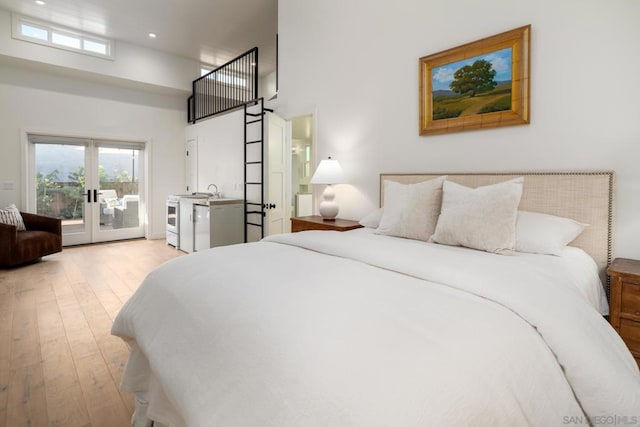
[380,171,615,295]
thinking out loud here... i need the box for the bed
[112,171,640,427]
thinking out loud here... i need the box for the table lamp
[310,157,344,220]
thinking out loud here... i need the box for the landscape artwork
[431,48,512,120]
[419,25,530,136]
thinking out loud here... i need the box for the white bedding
[112,229,640,426]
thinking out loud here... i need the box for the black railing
[188,47,259,123]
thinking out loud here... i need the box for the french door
[28,134,145,246]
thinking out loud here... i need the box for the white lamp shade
[310,158,344,184]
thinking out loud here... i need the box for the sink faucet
[207,184,220,198]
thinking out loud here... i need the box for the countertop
[194,198,243,206]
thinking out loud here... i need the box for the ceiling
[0,0,278,76]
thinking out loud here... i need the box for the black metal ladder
[243,98,267,242]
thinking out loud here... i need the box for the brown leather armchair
[0,212,62,267]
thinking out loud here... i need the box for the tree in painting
[449,59,497,97]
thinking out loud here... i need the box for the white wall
[277,0,640,258]
[0,63,187,239]
[261,71,277,101]
[185,110,245,199]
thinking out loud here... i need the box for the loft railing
[188,47,259,124]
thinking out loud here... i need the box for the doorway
[290,114,314,219]
[27,134,145,246]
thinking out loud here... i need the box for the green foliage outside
[36,170,61,217]
[36,165,138,220]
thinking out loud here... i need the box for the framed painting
[419,25,530,136]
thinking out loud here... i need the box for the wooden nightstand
[608,258,640,367]
[291,216,363,233]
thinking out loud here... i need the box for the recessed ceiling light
[148,32,157,38]
[35,0,46,5]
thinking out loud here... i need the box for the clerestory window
[12,14,114,60]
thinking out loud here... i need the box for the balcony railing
[188,47,259,123]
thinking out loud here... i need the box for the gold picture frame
[419,25,530,136]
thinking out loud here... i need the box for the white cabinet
[193,201,244,252]
[194,204,210,252]
[179,199,197,253]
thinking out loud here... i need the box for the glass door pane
[34,143,89,238]
[97,146,141,233]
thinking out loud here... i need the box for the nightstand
[291,216,363,233]
[608,258,640,368]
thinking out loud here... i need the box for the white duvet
[112,229,640,427]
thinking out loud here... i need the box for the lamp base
[318,185,339,220]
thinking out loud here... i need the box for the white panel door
[264,112,288,236]
[186,138,198,193]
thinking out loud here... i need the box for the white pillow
[0,204,26,231]
[359,207,383,228]
[516,211,588,256]
[376,176,446,241]
[430,178,524,254]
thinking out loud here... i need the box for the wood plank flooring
[0,239,183,427]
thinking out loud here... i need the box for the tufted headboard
[380,171,615,296]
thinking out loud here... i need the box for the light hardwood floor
[0,239,183,427]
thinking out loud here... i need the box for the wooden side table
[608,258,640,368]
[291,216,363,233]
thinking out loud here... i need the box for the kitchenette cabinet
[179,198,198,253]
